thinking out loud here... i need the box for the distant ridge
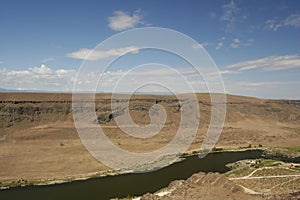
[0,88,20,92]
[0,88,66,93]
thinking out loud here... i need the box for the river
[0,149,263,199]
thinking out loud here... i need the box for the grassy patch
[258,159,282,167]
[292,165,300,171]
[282,147,300,156]
[0,179,28,188]
[225,166,250,177]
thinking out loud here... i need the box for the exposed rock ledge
[137,172,260,200]
[134,172,299,200]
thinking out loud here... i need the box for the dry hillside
[0,93,299,183]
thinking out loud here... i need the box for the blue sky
[0,0,300,99]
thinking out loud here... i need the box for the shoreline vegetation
[1,146,299,190]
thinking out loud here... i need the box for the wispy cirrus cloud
[223,80,300,99]
[229,38,254,49]
[108,10,144,31]
[1,64,298,99]
[230,38,240,48]
[265,19,281,31]
[74,67,210,93]
[217,37,253,50]
[219,70,240,75]
[216,42,224,50]
[284,14,300,27]
[225,55,300,71]
[41,57,55,63]
[265,14,300,31]
[220,0,241,32]
[238,81,300,87]
[66,46,140,61]
[192,42,210,49]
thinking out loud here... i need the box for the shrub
[212,147,223,152]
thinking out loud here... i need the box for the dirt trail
[229,167,300,180]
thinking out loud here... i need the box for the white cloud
[233,38,240,43]
[222,79,300,99]
[0,64,206,92]
[192,44,201,49]
[192,42,210,49]
[265,14,300,31]
[2,64,299,98]
[219,70,240,75]
[220,0,239,32]
[41,57,55,63]
[0,64,76,91]
[66,46,140,61]
[215,37,253,50]
[56,69,70,76]
[92,67,209,93]
[225,55,300,71]
[230,38,240,48]
[6,70,31,76]
[221,0,238,21]
[238,81,300,87]
[216,42,223,50]
[200,42,210,47]
[29,64,52,74]
[265,19,281,31]
[284,14,300,28]
[231,38,254,48]
[0,65,220,93]
[108,10,143,31]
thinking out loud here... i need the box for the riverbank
[134,147,300,200]
[0,149,266,200]
[0,147,264,190]
[0,168,124,190]
[1,146,299,191]
[0,147,260,190]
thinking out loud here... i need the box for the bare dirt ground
[226,159,300,196]
[136,171,300,200]
[0,92,299,198]
[138,172,262,200]
[133,160,300,200]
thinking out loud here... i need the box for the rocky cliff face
[288,100,300,109]
[1,93,299,131]
[0,100,71,128]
